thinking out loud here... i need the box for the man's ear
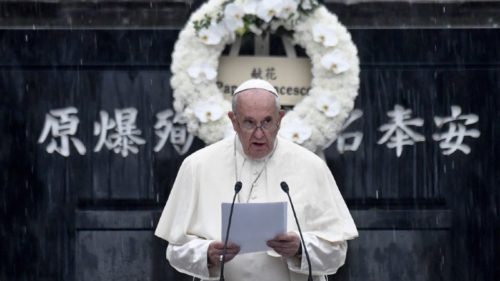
[279,110,285,120]
[228,111,238,130]
[276,110,285,129]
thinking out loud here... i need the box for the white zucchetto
[233,79,278,96]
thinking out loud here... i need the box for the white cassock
[155,135,358,281]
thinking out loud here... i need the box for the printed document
[221,202,287,254]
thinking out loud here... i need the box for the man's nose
[252,127,265,138]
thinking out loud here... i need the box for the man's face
[228,89,284,160]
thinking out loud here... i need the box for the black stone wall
[1,2,499,281]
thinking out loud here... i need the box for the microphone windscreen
[280,181,289,193]
[235,181,242,192]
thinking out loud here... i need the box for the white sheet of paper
[221,202,287,254]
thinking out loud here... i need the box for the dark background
[1,1,499,281]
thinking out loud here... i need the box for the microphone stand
[219,181,242,281]
[280,181,313,281]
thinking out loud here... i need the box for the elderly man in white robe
[155,79,358,281]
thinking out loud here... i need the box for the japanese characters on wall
[37,104,479,158]
[38,107,194,157]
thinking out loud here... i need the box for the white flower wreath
[170,0,360,153]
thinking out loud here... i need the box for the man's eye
[244,120,255,127]
[262,119,272,125]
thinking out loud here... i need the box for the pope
[155,79,358,281]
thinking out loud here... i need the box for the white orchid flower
[241,0,259,15]
[312,24,338,47]
[193,101,224,123]
[278,0,298,19]
[315,95,341,117]
[280,119,312,144]
[255,0,283,22]
[223,3,245,32]
[320,50,350,74]
[301,0,313,10]
[187,62,217,84]
[197,23,226,45]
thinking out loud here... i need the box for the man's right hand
[207,241,240,266]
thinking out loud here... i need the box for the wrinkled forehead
[235,89,280,117]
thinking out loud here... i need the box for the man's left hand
[266,232,301,258]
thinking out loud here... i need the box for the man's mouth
[252,142,266,147]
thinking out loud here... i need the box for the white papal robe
[155,135,358,281]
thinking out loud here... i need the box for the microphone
[220,181,242,281]
[280,181,313,281]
